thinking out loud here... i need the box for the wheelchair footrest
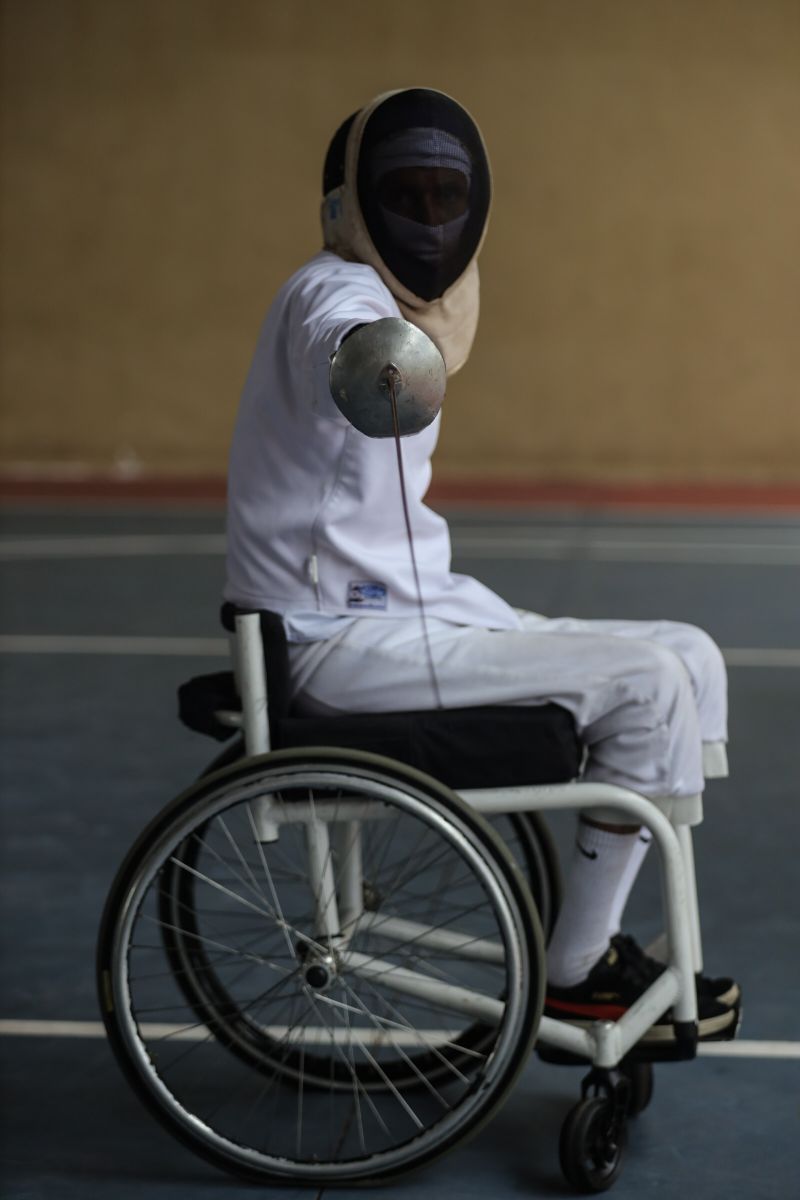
[537,1021,699,1067]
[537,1044,696,1066]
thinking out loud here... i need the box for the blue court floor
[1,503,798,1199]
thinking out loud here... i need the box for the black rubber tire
[620,1060,654,1117]
[559,1096,627,1193]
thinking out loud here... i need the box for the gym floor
[1,501,798,1200]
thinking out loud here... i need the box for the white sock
[546,820,645,988]
[608,829,653,937]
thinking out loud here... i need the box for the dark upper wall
[2,0,799,482]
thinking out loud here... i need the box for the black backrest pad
[216,605,582,788]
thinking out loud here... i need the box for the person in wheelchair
[224,87,739,1044]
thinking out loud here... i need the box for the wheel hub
[301,949,338,991]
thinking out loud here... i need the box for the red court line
[1,474,800,511]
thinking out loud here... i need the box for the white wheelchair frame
[232,609,705,1071]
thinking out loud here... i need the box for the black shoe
[611,933,741,1008]
[544,941,737,1043]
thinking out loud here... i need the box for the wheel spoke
[140,912,291,975]
[354,973,485,1079]
[337,978,451,1112]
[245,802,304,964]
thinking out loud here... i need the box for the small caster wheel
[620,1060,653,1117]
[559,1096,627,1192]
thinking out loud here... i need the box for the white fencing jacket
[224,251,521,634]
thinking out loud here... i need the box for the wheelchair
[97,605,734,1192]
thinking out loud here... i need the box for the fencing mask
[321,88,491,374]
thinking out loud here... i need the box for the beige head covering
[321,89,491,375]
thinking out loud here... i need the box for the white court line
[0,535,226,558]
[1,635,799,668]
[0,635,228,656]
[721,648,800,668]
[453,536,800,566]
[0,1019,455,1048]
[2,530,800,566]
[697,1042,800,1059]
[0,1020,798,1059]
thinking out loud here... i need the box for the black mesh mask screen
[355,90,490,302]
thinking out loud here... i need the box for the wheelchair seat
[177,603,582,790]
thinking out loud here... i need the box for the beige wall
[2,0,799,482]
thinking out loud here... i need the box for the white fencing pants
[288,611,728,804]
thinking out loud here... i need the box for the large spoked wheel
[155,740,560,1094]
[158,817,522,1094]
[155,806,558,1094]
[98,748,544,1186]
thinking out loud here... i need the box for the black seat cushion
[198,603,583,787]
[278,704,581,789]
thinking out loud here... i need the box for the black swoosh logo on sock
[576,842,598,860]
